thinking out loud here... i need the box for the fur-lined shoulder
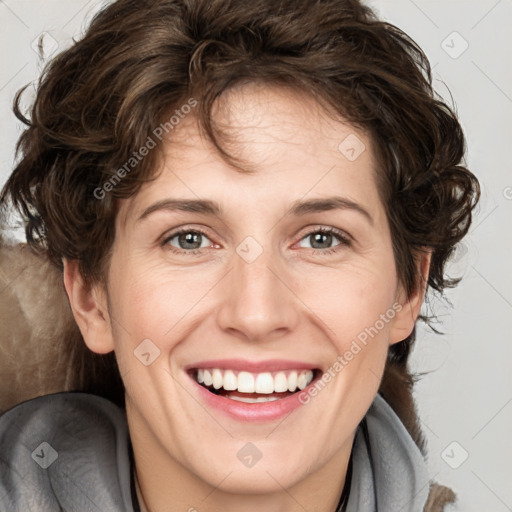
[0,241,124,414]
[425,483,456,512]
[0,242,78,413]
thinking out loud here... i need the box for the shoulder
[0,392,136,512]
[0,390,127,428]
[350,394,455,512]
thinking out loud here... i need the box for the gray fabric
[345,393,430,512]
[0,392,135,512]
[0,391,430,511]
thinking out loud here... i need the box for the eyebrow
[289,196,373,225]
[137,199,222,222]
[136,196,373,225]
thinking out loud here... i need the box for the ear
[389,249,432,345]
[62,258,114,354]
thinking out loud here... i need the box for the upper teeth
[196,369,314,394]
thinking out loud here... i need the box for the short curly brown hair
[1,0,480,370]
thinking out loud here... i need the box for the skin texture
[64,83,430,512]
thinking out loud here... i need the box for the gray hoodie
[0,391,430,511]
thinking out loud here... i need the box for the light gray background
[1,1,511,511]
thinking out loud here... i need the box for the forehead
[117,83,383,228]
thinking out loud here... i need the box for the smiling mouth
[190,368,320,403]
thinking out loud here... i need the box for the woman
[0,0,480,510]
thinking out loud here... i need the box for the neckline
[128,439,142,512]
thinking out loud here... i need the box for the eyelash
[161,226,352,257]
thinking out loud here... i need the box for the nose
[216,244,300,343]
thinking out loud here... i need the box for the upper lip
[184,359,319,373]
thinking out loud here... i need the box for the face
[65,82,428,508]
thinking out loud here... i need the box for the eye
[296,227,351,253]
[161,226,351,257]
[162,228,214,255]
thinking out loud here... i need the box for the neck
[135,471,149,512]
[135,469,347,512]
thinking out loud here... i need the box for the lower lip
[190,374,318,422]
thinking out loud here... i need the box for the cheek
[107,258,216,353]
[296,257,398,344]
